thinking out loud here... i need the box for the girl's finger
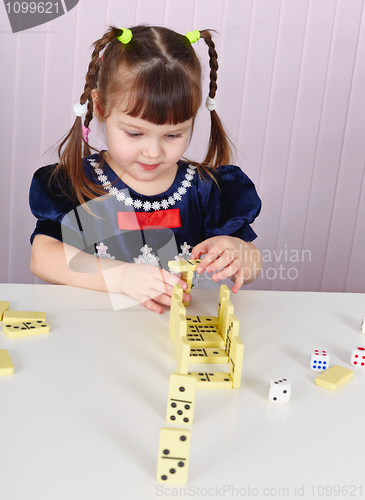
[196,247,226,273]
[210,259,241,282]
[190,241,209,259]
[205,250,235,273]
[231,271,244,293]
[140,297,164,314]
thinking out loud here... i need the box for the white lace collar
[88,157,196,212]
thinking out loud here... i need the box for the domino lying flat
[3,310,46,324]
[0,349,14,375]
[315,365,354,390]
[3,321,50,338]
[188,335,244,389]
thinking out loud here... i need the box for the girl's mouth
[138,162,160,171]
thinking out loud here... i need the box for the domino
[186,323,224,347]
[186,315,219,327]
[168,259,202,272]
[188,371,233,389]
[0,301,9,321]
[228,336,244,388]
[166,373,197,425]
[222,313,239,352]
[0,349,14,375]
[175,329,190,374]
[315,365,354,390]
[171,282,184,302]
[169,289,186,340]
[189,347,228,364]
[3,320,50,338]
[181,271,194,305]
[186,330,225,348]
[187,336,244,389]
[174,306,224,347]
[219,299,234,339]
[217,284,230,331]
[3,310,46,324]
[157,428,191,484]
[184,284,230,328]
[169,260,202,305]
[175,321,228,372]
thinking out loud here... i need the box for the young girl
[29,25,262,314]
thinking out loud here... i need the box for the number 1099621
[5,2,60,14]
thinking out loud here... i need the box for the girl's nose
[142,139,161,159]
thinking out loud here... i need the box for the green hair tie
[185,30,200,44]
[118,28,133,44]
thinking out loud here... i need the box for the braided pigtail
[199,30,232,172]
[54,27,119,204]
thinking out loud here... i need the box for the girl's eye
[126,131,142,138]
[166,133,182,139]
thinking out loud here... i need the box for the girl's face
[101,104,193,185]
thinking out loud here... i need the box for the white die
[350,346,365,367]
[309,350,330,372]
[268,379,291,404]
[361,318,365,334]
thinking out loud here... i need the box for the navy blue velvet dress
[29,153,261,271]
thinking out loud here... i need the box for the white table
[0,284,364,500]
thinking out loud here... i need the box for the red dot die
[309,349,330,372]
[350,346,365,367]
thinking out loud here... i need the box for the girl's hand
[118,263,191,314]
[191,236,262,293]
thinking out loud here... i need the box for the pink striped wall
[1,0,364,292]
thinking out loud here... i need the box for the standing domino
[0,301,9,321]
[268,379,291,404]
[309,350,330,372]
[350,346,365,367]
[157,428,191,484]
[166,373,197,425]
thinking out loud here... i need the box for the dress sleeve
[201,165,261,242]
[29,166,78,245]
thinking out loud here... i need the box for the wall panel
[1,0,364,293]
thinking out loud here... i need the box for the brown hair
[53,25,232,205]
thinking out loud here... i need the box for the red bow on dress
[118,209,181,230]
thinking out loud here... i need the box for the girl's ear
[91,89,104,122]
